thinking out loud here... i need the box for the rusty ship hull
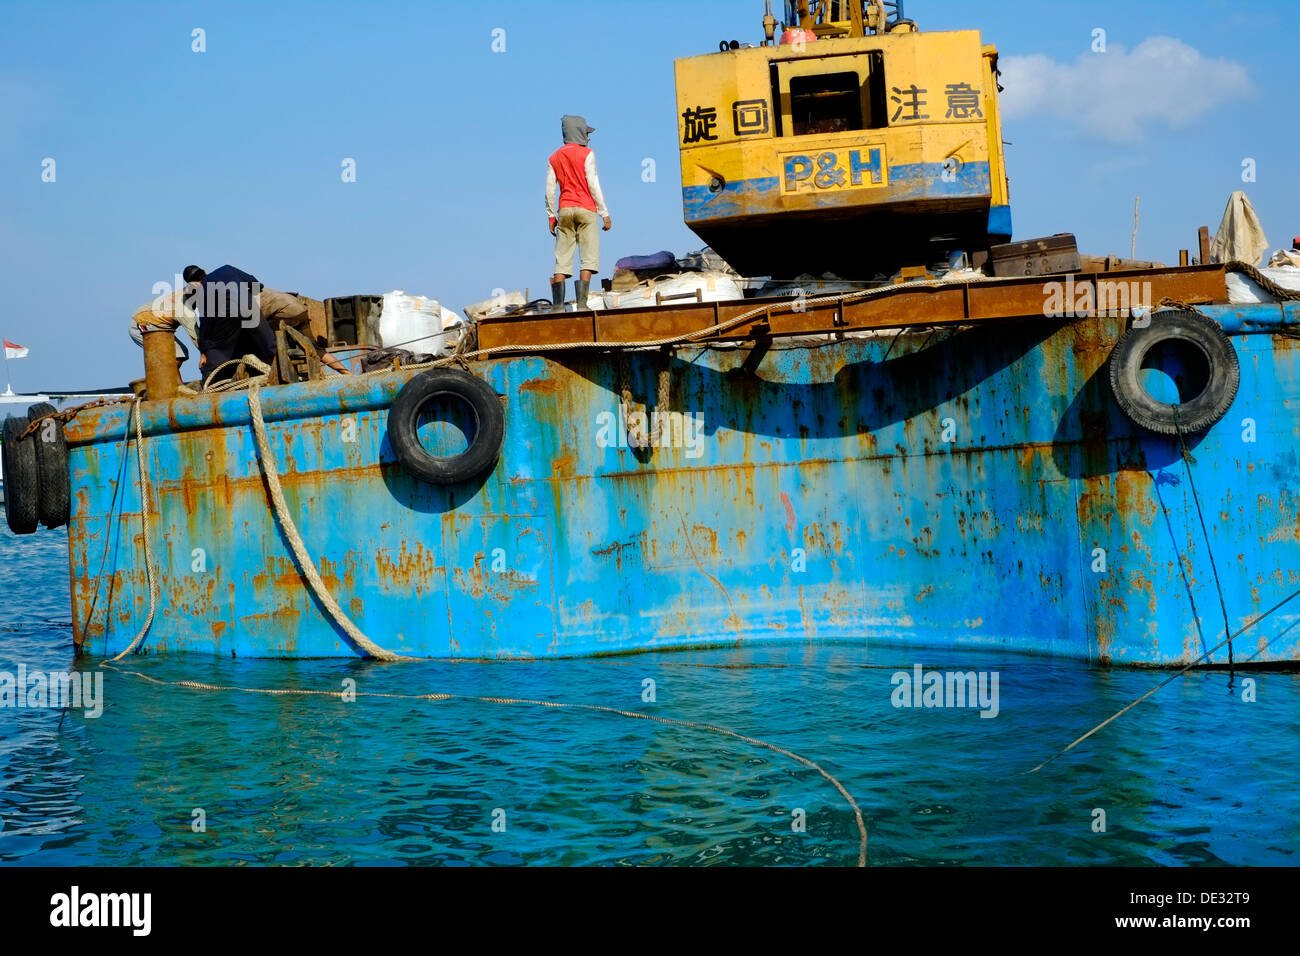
[60,297,1300,666]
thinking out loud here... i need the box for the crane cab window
[790,72,862,135]
[774,52,886,136]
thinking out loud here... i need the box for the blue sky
[0,0,1293,390]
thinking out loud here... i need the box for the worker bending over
[182,264,349,380]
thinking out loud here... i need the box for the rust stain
[678,512,741,635]
[780,491,796,533]
[518,376,563,393]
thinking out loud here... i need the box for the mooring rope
[246,384,408,662]
[86,389,870,866]
[190,273,1024,398]
[1226,261,1300,301]
[135,264,1292,403]
[617,350,672,449]
[101,662,869,866]
[202,355,275,393]
[1172,408,1234,667]
[105,398,160,662]
[1026,585,1300,774]
[78,409,134,643]
[409,275,982,366]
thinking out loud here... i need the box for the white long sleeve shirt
[546,150,610,219]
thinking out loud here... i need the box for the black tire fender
[2,415,40,535]
[1107,309,1240,435]
[27,402,70,529]
[387,369,505,485]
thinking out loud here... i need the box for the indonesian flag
[3,340,28,359]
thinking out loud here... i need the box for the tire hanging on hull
[27,402,70,529]
[2,416,39,535]
[387,369,505,485]
[1108,309,1239,435]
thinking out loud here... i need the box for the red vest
[549,144,597,213]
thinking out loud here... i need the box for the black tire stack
[3,403,70,535]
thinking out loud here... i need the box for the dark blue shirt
[192,265,275,368]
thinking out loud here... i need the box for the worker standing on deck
[545,115,612,313]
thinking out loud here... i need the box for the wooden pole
[1131,196,1139,260]
[1198,226,1212,264]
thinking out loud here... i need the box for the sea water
[2,526,1296,866]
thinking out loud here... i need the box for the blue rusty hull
[63,304,1300,665]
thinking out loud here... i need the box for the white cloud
[999,37,1253,142]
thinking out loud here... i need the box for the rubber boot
[550,281,566,314]
[574,279,590,312]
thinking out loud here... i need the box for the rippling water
[1,525,1296,866]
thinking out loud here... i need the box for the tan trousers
[256,289,310,330]
[554,207,601,276]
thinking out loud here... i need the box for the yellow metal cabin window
[774,52,886,137]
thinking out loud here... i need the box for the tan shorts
[554,207,600,276]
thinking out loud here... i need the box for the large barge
[4,0,1299,666]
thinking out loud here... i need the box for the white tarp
[602,271,744,310]
[465,291,526,321]
[1225,266,1300,303]
[1210,190,1269,266]
[378,291,464,356]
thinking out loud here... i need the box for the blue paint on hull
[683,160,993,222]
[64,305,1300,665]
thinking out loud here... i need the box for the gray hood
[561,115,594,146]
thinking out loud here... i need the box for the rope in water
[101,662,869,866]
[1026,585,1300,774]
[67,260,1290,857]
[87,392,869,864]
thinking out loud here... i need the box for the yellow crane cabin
[674,0,1012,277]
